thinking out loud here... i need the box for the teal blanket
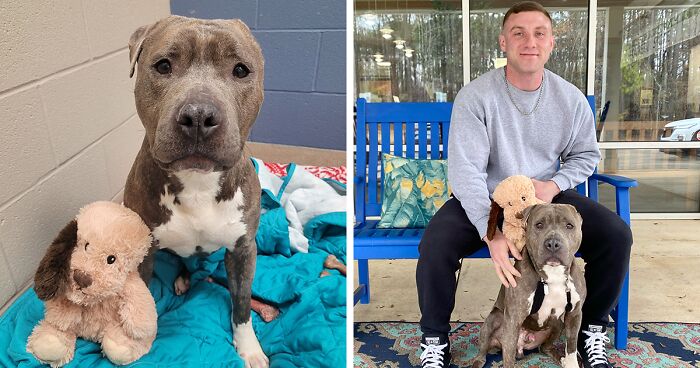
[0,162,346,367]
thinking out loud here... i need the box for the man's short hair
[502,1,552,28]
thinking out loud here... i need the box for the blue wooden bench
[353,97,638,350]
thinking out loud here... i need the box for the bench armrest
[590,173,638,188]
[587,173,636,225]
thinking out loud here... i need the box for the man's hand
[531,179,561,203]
[483,230,522,288]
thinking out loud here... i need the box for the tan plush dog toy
[486,175,544,251]
[27,201,157,367]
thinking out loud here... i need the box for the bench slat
[431,122,439,159]
[394,123,403,156]
[418,124,428,159]
[381,123,391,157]
[368,122,378,206]
[366,203,381,216]
[443,122,450,158]
[406,122,415,158]
[381,123,391,201]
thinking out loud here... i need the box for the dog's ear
[565,204,583,226]
[34,220,78,301]
[128,24,154,78]
[228,18,252,33]
[486,201,502,240]
[519,204,539,229]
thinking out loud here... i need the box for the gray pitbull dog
[471,204,586,368]
[123,16,268,368]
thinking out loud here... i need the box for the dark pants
[416,189,633,338]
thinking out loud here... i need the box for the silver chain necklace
[503,67,545,116]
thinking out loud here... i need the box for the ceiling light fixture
[380,28,393,39]
[362,13,378,21]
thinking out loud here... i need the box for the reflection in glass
[596,4,700,142]
[354,1,463,102]
[469,2,589,92]
[598,148,699,213]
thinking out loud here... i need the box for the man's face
[499,11,554,75]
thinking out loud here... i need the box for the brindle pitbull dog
[471,204,586,368]
[124,16,268,367]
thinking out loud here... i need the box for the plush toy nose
[73,269,93,289]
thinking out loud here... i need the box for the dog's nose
[177,103,220,140]
[544,238,561,252]
[73,269,92,289]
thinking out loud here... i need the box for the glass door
[469,0,590,92]
[354,0,463,102]
[595,1,700,216]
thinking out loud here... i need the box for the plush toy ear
[486,201,503,241]
[34,220,78,301]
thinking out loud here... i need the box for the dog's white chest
[152,171,247,257]
[533,265,578,326]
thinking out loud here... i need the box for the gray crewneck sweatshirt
[447,67,600,239]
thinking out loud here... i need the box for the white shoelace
[582,330,611,365]
[420,343,448,368]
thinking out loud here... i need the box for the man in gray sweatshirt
[416,2,631,368]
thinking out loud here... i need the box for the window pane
[469,1,589,93]
[595,3,700,142]
[354,1,463,102]
[598,148,700,213]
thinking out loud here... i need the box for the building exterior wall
[0,1,170,309]
[171,0,347,150]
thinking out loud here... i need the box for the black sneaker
[577,324,613,368]
[420,335,450,368]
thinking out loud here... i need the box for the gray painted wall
[171,0,346,150]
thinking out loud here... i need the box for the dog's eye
[566,223,574,230]
[107,255,116,264]
[84,242,89,251]
[154,59,171,75]
[535,222,544,229]
[508,202,512,206]
[521,196,526,201]
[233,63,250,78]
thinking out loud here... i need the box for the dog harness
[529,278,573,316]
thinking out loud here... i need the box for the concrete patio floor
[353,219,700,323]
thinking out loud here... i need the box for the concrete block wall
[0,1,170,310]
[171,0,347,150]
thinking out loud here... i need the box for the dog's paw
[27,330,74,367]
[234,321,269,368]
[323,254,347,276]
[250,299,279,322]
[174,274,190,295]
[240,349,269,368]
[560,352,578,368]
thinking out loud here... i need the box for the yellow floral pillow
[377,153,451,228]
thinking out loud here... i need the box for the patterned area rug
[354,322,700,367]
